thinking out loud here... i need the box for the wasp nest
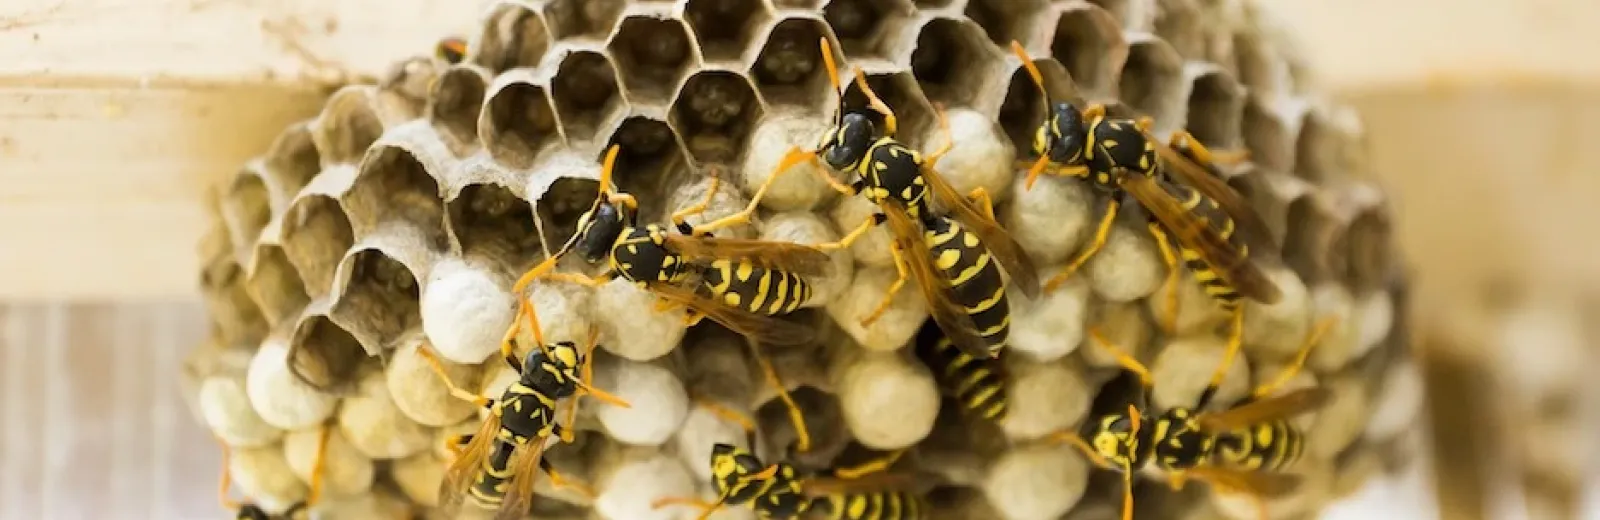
[186,0,1417,518]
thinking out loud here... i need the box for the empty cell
[1153,0,1202,58]
[685,0,773,62]
[429,67,489,155]
[824,0,910,58]
[910,17,1002,108]
[670,70,765,164]
[345,146,446,243]
[914,0,956,8]
[446,183,540,263]
[1232,32,1275,93]
[474,4,553,72]
[332,248,423,354]
[1346,205,1394,292]
[263,123,321,197]
[963,0,1047,48]
[552,50,625,142]
[1295,112,1334,182]
[1084,0,1130,26]
[246,245,311,327]
[755,386,848,465]
[770,0,824,9]
[286,314,368,393]
[1049,7,1125,97]
[841,71,935,148]
[280,195,355,297]
[311,87,384,166]
[751,17,836,108]
[1242,97,1291,171]
[607,15,697,103]
[482,80,561,170]
[533,176,602,252]
[601,115,688,193]
[1282,194,1333,284]
[222,172,272,255]
[541,0,625,40]
[1118,38,1184,125]
[997,57,1078,154]
[1185,70,1244,149]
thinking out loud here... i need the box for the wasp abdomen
[923,217,1010,355]
[814,490,926,520]
[1217,421,1306,472]
[702,260,813,316]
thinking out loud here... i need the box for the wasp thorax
[1152,408,1210,469]
[1087,119,1157,178]
[820,112,875,170]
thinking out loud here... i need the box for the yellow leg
[750,343,811,453]
[925,102,953,168]
[544,467,595,499]
[1086,327,1153,387]
[1083,103,1107,121]
[1053,431,1114,469]
[696,147,823,233]
[860,241,910,327]
[1197,307,1247,409]
[967,187,997,222]
[852,69,898,138]
[443,434,469,458]
[695,399,757,432]
[816,213,884,252]
[1252,316,1337,398]
[216,440,241,511]
[670,175,723,231]
[305,424,334,507]
[1043,198,1119,293]
[831,449,906,479]
[683,310,706,326]
[543,272,610,288]
[415,347,493,408]
[573,329,631,410]
[1148,223,1182,334]
[651,496,725,520]
[1169,129,1250,166]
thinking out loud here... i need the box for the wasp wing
[921,166,1042,299]
[1121,174,1283,305]
[661,234,833,277]
[1185,465,1304,497]
[1148,137,1278,252]
[647,281,817,347]
[492,437,553,520]
[1195,387,1332,432]
[437,414,502,516]
[880,202,993,358]
[799,472,923,498]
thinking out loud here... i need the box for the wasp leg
[216,441,242,511]
[543,272,611,288]
[305,425,334,508]
[416,347,494,409]
[1252,316,1337,398]
[1086,327,1153,387]
[852,69,898,138]
[684,310,707,327]
[500,311,529,373]
[860,240,910,327]
[1196,307,1247,410]
[650,496,725,520]
[671,175,724,235]
[573,328,630,412]
[1043,198,1120,293]
[967,187,997,222]
[1083,103,1108,121]
[1147,223,1182,334]
[816,213,887,252]
[750,343,811,453]
[694,147,835,233]
[829,449,906,479]
[1169,130,1249,167]
[1051,431,1114,469]
[444,434,473,458]
[694,399,757,432]
[925,102,953,168]
[540,457,595,499]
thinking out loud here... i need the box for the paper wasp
[913,318,1007,422]
[435,37,468,65]
[505,145,832,351]
[1011,41,1283,379]
[216,426,333,520]
[689,37,1040,359]
[419,325,630,520]
[1055,321,1334,520]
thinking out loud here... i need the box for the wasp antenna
[1009,41,1048,99]
[599,144,621,195]
[819,37,844,125]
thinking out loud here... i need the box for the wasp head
[1037,102,1088,166]
[817,111,875,172]
[1088,409,1154,470]
[524,341,583,398]
[572,195,632,263]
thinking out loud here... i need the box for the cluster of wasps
[216,34,1335,520]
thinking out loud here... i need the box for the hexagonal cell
[446,183,541,264]
[1295,112,1335,182]
[1048,6,1126,99]
[331,248,423,355]
[221,171,272,259]
[1346,203,1394,293]
[532,176,603,255]
[281,195,355,298]
[755,386,849,467]
[481,78,562,170]
[287,314,368,393]
[344,146,447,246]
[600,114,690,195]
[1117,37,1185,126]
[1232,31,1274,93]
[607,14,698,104]
[997,57,1078,153]
[310,87,384,167]
[263,123,321,197]
[686,0,774,62]
[1152,0,1202,59]
[751,17,837,108]
[541,0,625,40]
[203,261,270,347]
[1084,0,1130,27]
[670,70,765,165]
[1281,194,1338,285]
[551,50,626,143]
[473,3,554,72]
[963,0,1048,48]
[1184,68,1245,149]
[910,17,1005,109]
[429,66,490,156]
[841,70,936,148]
[823,0,914,59]
[1242,97,1292,172]
[246,245,311,327]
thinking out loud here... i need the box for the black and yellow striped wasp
[913,318,1008,422]
[1011,40,1284,380]
[1054,321,1334,520]
[504,144,833,350]
[215,425,333,519]
[690,37,1039,359]
[418,325,630,520]
[435,36,468,65]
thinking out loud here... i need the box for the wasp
[435,36,468,65]
[505,145,833,353]
[913,318,1007,422]
[215,425,333,519]
[1055,320,1334,520]
[691,37,1039,359]
[1011,40,1283,382]
[419,325,630,520]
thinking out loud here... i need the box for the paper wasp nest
[186,0,1418,518]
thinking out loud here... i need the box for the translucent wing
[647,281,817,347]
[921,167,1042,298]
[800,472,922,498]
[1196,387,1331,432]
[1185,465,1303,497]
[1148,137,1278,252]
[880,202,992,358]
[493,437,551,520]
[437,414,502,515]
[661,234,833,277]
[1121,174,1283,305]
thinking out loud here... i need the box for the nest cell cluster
[185,0,1424,519]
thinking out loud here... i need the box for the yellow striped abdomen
[814,491,926,520]
[1216,420,1305,472]
[467,441,517,506]
[923,216,1010,355]
[914,320,1007,421]
[701,259,813,316]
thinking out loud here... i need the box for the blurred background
[1,0,1596,518]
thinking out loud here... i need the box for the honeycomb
[185,0,1421,518]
